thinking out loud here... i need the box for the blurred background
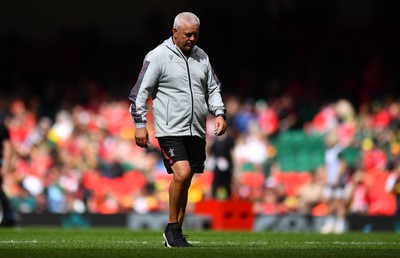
[1,0,400,232]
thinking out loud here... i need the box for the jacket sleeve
[206,57,226,116]
[128,52,160,128]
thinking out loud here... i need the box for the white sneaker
[333,218,346,234]
[320,217,335,234]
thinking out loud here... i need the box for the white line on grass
[305,241,400,245]
[2,240,399,246]
[0,240,150,245]
[0,240,39,244]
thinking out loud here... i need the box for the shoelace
[170,228,185,241]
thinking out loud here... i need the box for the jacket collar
[162,37,197,58]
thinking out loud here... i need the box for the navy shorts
[157,136,206,174]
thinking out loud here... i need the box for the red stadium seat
[366,170,396,216]
[275,172,312,197]
[240,172,265,188]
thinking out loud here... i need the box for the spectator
[320,131,349,234]
[208,125,235,200]
[385,166,400,232]
[346,169,369,215]
[254,187,280,215]
[297,167,326,227]
[0,108,17,226]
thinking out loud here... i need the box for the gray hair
[173,12,200,29]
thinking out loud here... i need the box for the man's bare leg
[163,161,194,247]
[169,160,194,227]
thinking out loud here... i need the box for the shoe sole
[163,233,193,248]
[163,233,172,248]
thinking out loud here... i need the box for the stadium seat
[366,170,396,216]
[240,172,265,188]
[272,130,325,172]
[274,172,312,197]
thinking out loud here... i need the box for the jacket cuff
[215,110,225,116]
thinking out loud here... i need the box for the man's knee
[172,161,193,183]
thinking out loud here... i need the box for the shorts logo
[168,148,175,157]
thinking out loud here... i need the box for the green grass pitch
[1,227,400,258]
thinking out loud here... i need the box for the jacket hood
[161,37,175,48]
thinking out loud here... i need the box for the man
[0,111,16,227]
[210,130,235,200]
[129,12,226,247]
[320,131,348,234]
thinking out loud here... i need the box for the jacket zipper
[169,45,194,136]
[166,97,170,126]
[184,58,194,136]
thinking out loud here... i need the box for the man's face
[173,22,199,56]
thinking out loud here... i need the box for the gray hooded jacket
[129,37,226,138]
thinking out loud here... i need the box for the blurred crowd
[1,90,400,233]
[1,8,400,233]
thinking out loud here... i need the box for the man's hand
[214,116,227,136]
[135,127,150,148]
